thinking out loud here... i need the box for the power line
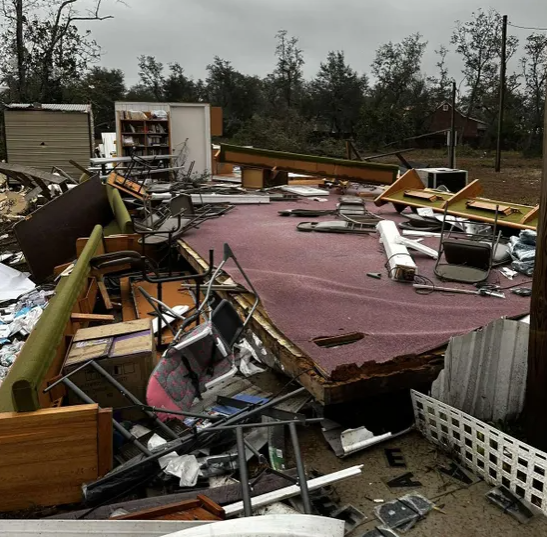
[508,22,547,31]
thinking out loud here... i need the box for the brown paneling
[77,234,142,257]
[0,404,100,512]
[14,177,112,282]
[210,107,223,137]
[97,408,113,477]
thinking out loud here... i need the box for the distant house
[423,102,487,148]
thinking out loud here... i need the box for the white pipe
[402,230,442,238]
[395,236,438,260]
[223,465,364,517]
[376,221,417,281]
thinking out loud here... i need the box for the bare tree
[0,0,115,101]
[272,30,304,109]
[451,8,518,136]
[430,45,452,103]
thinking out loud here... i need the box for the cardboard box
[64,319,156,410]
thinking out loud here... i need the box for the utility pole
[495,14,508,173]
[449,81,457,169]
[526,81,547,450]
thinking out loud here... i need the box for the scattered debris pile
[0,149,543,537]
[0,274,54,385]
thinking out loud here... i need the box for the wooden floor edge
[177,240,444,405]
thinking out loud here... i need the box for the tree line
[1,3,546,156]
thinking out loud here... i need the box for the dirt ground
[251,371,547,537]
[296,427,547,537]
[376,149,543,207]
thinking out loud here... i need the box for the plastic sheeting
[509,230,537,276]
[164,515,345,537]
[0,262,35,301]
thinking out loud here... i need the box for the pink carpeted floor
[182,195,530,380]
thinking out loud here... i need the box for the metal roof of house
[435,101,487,126]
[5,103,91,113]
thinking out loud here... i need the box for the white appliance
[416,168,468,192]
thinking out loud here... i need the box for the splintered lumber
[97,280,113,310]
[107,172,148,200]
[218,144,399,185]
[71,313,115,322]
[112,495,224,521]
[0,404,104,512]
[377,221,417,281]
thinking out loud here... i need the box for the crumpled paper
[147,433,178,469]
[164,454,200,487]
[235,339,266,377]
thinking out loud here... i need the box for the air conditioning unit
[415,168,468,192]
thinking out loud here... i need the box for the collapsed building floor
[0,147,543,536]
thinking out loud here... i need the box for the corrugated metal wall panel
[7,103,91,112]
[5,110,92,178]
[431,318,528,423]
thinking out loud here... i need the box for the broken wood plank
[120,277,137,321]
[54,262,73,277]
[97,280,113,310]
[32,175,52,199]
[48,470,298,520]
[69,159,92,177]
[107,173,147,200]
[112,496,224,521]
[77,277,99,315]
[71,313,115,322]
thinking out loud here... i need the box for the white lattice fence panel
[411,390,547,514]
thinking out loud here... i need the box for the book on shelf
[120,110,148,120]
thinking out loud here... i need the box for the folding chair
[434,204,500,284]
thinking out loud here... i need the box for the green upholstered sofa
[0,225,104,412]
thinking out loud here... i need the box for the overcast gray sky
[80,0,546,87]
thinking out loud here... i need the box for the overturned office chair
[146,243,260,420]
[434,204,500,284]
